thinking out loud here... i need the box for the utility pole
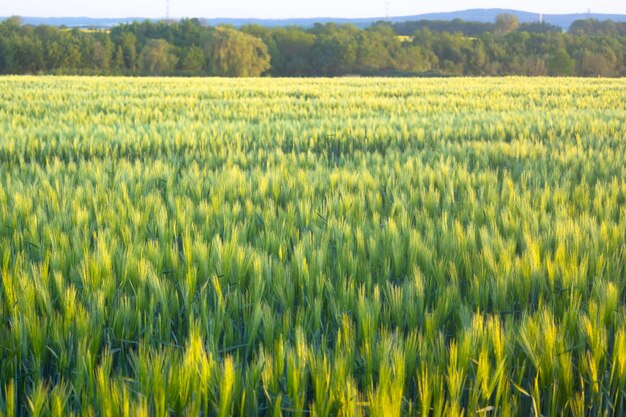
[386,1,390,20]
[166,0,171,20]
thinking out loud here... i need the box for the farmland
[1,76,626,416]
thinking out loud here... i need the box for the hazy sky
[2,0,625,19]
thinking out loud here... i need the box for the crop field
[1,76,626,416]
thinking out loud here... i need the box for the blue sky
[2,0,625,19]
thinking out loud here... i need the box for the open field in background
[1,77,626,416]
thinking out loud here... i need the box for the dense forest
[1,14,626,77]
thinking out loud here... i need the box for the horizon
[3,1,626,20]
[7,8,626,21]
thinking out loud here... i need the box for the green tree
[119,32,138,70]
[271,28,315,76]
[204,27,270,77]
[112,46,125,72]
[181,46,206,72]
[309,24,359,76]
[430,32,469,75]
[241,24,280,71]
[508,55,547,76]
[547,48,575,76]
[579,50,617,77]
[495,14,519,36]
[46,39,81,72]
[355,25,398,72]
[1,33,44,73]
[394,44,431,73]
[139,39,178,75]
[3,16,23,32]
[87,35,114,73]
[464,39,488,74]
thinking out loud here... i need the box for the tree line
[1,15,626,77]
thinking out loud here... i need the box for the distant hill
[399,9,626,30]
[3,17,147,28]
[4,9,626,30]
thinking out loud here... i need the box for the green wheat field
[1,77,626,416]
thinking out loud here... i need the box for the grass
[0,76,626,416]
